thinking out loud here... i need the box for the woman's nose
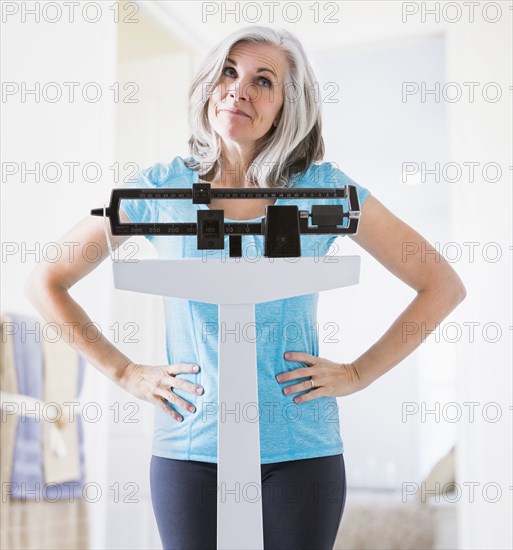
[228,81,245,102]
[227,78,257,102]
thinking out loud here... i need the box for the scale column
[217,303,264,550]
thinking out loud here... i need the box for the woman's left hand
[276,352,367,404]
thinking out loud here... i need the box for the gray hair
[184,25,325,188]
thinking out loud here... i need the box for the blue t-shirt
[121,156,370,464]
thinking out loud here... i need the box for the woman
[25,26,466,550]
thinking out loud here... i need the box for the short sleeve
[319,162,371,247]
[322,162,371,207]
[119,163,164,224]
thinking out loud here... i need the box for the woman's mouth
[220,109,250,118]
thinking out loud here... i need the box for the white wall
[446,16,512,550]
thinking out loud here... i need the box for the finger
[276,367,312,383]
[292,388,323,404]
[152,395,183,423]
[156,388,197,414]
[167,363,200,375]
[163,374,204,396]
[282,378,316,396]
[283,352,317,365]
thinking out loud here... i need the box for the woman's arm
[23,210,133,385]
[348,194,467,389]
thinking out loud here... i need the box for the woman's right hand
[118,362,204,423]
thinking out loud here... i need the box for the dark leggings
[150,453,346,550]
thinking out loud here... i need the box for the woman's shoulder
[294,161,346,188]
[295,161,371,205]
[137,156,192,187]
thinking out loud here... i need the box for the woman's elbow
[456,281,467,303]
[436,274,467,306]
[420,270,467,306]
[448,267,467,304]
[24,268,58,305]
[448,282,467,309]
[438,260,467,304]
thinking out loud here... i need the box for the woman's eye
[223,68,272,88]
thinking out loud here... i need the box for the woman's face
[207,42,288,151]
